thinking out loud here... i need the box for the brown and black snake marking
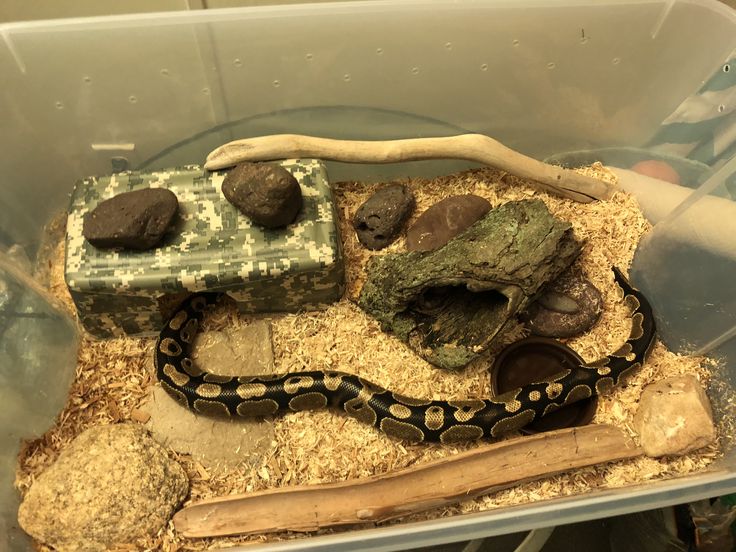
[155,267,656,444]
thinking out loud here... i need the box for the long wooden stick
[204,134,614,203]
[173,424,640,538]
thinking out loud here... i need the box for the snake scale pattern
[155,267,656,443]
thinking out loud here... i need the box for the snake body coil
[155,267,656,443]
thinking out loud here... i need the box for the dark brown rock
[221,162,302,228]
[83,188,178,250]
[406,194,491,252]
[353,184,414,250]
[523,272,603,338]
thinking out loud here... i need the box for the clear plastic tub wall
[1,1,735,551]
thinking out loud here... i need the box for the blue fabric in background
[648,50,736,198]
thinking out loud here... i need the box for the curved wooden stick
[205,134,614,203]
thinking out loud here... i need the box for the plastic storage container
[0,253,78,551]
[1,1,736,550]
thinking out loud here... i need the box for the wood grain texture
[204,134,615,203]
[173,424,641,538]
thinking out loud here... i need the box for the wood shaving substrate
[16,165,724,551]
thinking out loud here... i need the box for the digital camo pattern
[65,160,344,338]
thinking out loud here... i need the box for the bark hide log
[358,199,583,369]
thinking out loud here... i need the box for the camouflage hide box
[65,159,345,338]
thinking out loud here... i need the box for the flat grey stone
[191,320,275,375]
[144,320,276,469]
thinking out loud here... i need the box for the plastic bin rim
[0,0,734,34]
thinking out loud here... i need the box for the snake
[155,266,656,444]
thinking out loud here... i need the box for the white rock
[18,423,188,551]
[144,320,277,469]
[634,375,716,457]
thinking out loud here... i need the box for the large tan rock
[634,375,716,457]
[144,321,277,469]
[18,423,188,551]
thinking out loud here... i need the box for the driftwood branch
[204,134,614,203]
[173,424,641,538]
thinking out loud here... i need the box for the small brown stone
[83,188,178,250]
[523,272,603,338]
[221,162,302,228]
[353,184,414,250]
[634,375,716,457]
[406,194,491,252]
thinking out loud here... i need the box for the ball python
[155,266,656,444]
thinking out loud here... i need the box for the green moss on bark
[358,199,582,370]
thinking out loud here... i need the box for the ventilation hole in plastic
[273,80,281,88]
[546,62,556,70]
[343,73,351,82]
[724,64,731,73]
[376,47,384,55]
[54,101,64,110]
[411,67,420,75]
[305,53,314,61]
[233,58,242,67]
[719,104,726,113]
[83,76,92,84]
[128,95,138,104]
[512,39,520,47]
[445,42,452,50]
[160,68,170,76]
[480,63,488,71]
[612,57,621,65]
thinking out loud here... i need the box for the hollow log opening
[408,285,510,349]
